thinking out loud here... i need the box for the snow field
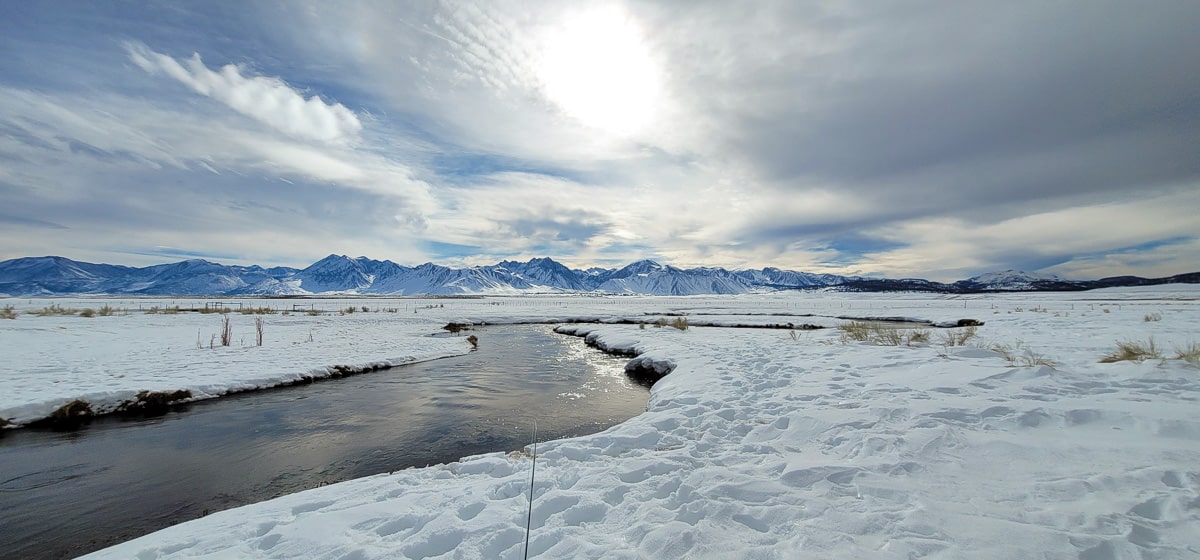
[0,305,471,426]
[63,288,1200,559]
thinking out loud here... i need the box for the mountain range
[0,255,1196,297]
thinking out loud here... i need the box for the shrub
[467,335,479,348]
[0,305,16,319]
[79,308,96,317]
[342,306,357,315]
[1100,338,1163,363]
[361,305,370,313]
[669,317,689,331]
[220,316,233,347]
[1144,312,1163,322]
[97,305,115,317]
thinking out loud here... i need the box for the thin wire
[524,420,537,560]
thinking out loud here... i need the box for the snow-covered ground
[4,288,1200,558]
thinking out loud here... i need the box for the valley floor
[3,288,1199,558]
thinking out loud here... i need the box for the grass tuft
[669,317,689,331]
[1100,338,1163,363]
[838,321,872,342]
[79,308,96,318]
[1173,342,1200,366]
[838,321,932,346]
[1,305,16,319]
[31,304,76,316]
[941,326,978,347]
[239,306,276,315]
[906,329,931,345]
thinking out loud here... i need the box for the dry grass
[97,304,115,317]
[669,317,689,331]
[838,321,872,342]
[220,316,233,347]
[838,321,932,346]
[79,308,96,317]
[873,328,904,346]
[1100,338,1163,363]
[239,306,276,315]
[906,329,931,345]
[941,326,978,347]
[1,305,16,319]
[1174,342,1200,366]
[31,304,76,316]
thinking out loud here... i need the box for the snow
[3,288,1199,558]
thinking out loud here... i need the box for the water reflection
[0,325,647,560]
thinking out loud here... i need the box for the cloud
[126,43,362,144]
[2,2,1199,280]
[0,85,434,267]
[847,187,1200,281]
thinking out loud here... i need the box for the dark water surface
[0,325,648,560]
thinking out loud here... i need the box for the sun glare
[536,5,662,136]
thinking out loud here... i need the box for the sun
[536,5,662,136]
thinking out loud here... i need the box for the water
[0,325,649,560]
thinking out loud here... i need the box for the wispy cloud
[126,43,362,144]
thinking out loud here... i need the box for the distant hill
[0,255,1195,296]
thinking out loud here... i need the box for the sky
[1,1,1198,281]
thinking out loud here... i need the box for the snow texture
[3,288,1199,559]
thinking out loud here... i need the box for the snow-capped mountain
[293,255,378,293]
[1,256,1194,296]
[368,262,532,295]
[495,258,589,291]
[735,267,853,289]
[954,269,1069,291]
[0,256,138,295]
[591,261,750,295]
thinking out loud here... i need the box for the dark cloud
[648,1,1200,213]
